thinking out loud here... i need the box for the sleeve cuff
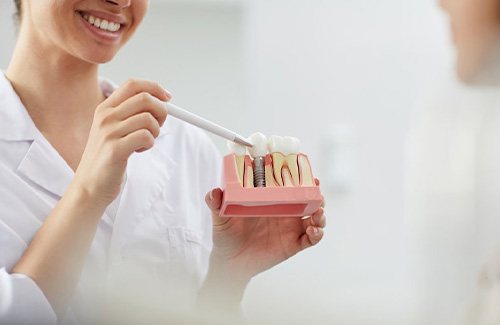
[0,268,57,325]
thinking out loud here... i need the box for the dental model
[248,133,268,187]
[268,136,301,187]
[227,141,247,186]
[220,133,323,217]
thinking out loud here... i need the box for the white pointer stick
[165,102,253,147]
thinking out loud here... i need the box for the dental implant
[248,132,268,187]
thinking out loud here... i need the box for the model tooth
[298,155,315,186]
[283,156,298,186]
[227,141,247,186]
[281,136,300,155]
[244,157,255,188]
[227,141,247,156]
[283,136,300,185]
[268,135,302,186]
[248,132,268,158]
[268,135,284,186]
[267,135,283,153]
[264,155,278,187]
[271,152,285,186]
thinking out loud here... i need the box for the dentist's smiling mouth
[76,10,127,42]
[77,11,122,33]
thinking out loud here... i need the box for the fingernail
[163,88,172,98]
[313,227,319,235]
[209,189,214,201]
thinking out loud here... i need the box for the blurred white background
[0,0,461,323]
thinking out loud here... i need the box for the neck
[5,25,105,135]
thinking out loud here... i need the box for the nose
[105,0,131,8]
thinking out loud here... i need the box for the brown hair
[14,0,21,20]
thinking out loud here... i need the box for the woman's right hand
[73,79,171,208]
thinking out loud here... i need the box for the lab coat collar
[17,136,75,198]
[0,72,72,198]
[0,72,38,141]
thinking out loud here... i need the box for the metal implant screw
[253,156,266,187]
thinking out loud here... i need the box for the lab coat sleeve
[0,268,57,324]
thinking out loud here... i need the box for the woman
[406,0,500,323]
[0,1,326,324]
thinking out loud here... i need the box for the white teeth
[100,20,109,30]
[248,133,268,158]
[227,141,247,156]
[268,135,283,153]
[268,135,300,155]
[282,136,300,155]
[82,13,121,32]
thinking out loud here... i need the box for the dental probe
[165,102,253,147]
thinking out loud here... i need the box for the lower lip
[76,12,122,44]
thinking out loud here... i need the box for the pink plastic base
[220,154,323,217]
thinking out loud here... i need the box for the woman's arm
[11,183,107,316]
[10,80,171,318]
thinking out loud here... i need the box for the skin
[440,0,500,83]
[6,0,326,319]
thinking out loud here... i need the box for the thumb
[205,188,230,227]
[205,188,223,211]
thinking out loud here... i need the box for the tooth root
[271,153,285,186]
[244,166,254,188]
[265,155,278,187]
[285,154,300,186]
[243,156,254,188]
[298,154,315,186]
[234,156,245,186]
[282,166,294,187]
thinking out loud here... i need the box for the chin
[78,48,118,65]
[456,57,500,87]
[455,39,500,86]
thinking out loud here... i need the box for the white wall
[0,0,453,323]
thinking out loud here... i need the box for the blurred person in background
[406,0,500,324]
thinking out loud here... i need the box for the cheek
[118,2,148,46]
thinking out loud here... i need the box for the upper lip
[77,10,128,25]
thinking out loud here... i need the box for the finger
[118,129,155,155]
[315,178,320,186]
[302,208,326,229]
[205,188,223,212]
[113,92,168,127]
[105,79,171,108]
[114,112,161,139]
[205,188,231,227]
[311,208,326,228]
[300,226,324,249]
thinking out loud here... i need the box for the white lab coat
[0,73,222,324]
[405,79,500,325]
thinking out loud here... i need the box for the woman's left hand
[203,179,326,290]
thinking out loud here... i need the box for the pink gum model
[220,153,323,217]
